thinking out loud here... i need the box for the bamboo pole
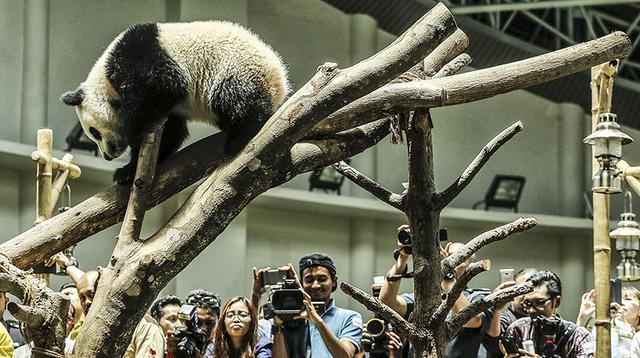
[50,153,74,208]
[617,160,640,198]
[591,61,618,358]
[32,131,82,283]
[622,165,640,179]
[34,129,53,225]
[31,151,81,178]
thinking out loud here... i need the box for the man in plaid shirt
[504,271,593,358]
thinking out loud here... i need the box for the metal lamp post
[609,191,640,281]
[584,113,633,194]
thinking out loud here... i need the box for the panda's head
[61,79,128,161]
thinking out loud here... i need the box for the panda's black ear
[60,88,84,106]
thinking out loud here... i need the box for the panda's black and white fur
[62,21,289,183]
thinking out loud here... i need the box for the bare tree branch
[308,28,469,137]
[442,218,537,273]
[430,260,490,326]
[8,302,44,328]
[307,31,630,137]
[445,282,534,339]
[436,121,524,209]
[434,53,472,78]
[0,255,68,357]
[0,273,26,298]
[261,3,457,150]
[115,118,167,252]
[332,161,404,210]
[423,29,470,78]
[277,119,392,186]
[1,132,231,270]
[340,282,417,340]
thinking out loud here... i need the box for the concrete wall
[0,0,634,323]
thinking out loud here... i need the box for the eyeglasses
[225,311,250,320]
[521,297,553,310]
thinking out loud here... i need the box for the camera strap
[553,322,577,356]
[385,261,414,281]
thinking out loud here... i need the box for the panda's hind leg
[210,77,274,155]
[113,114,189,185]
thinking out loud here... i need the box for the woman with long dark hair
[212,296,270,358]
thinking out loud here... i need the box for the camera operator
[504,271,593,357]
[184,289,220,358]
[254,252,363,358]
[150,295,184,358]
[379,225,494,358]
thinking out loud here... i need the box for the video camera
[364,276,393,357]
[174,304,208,358]
[364,317,393,357]
[532,315,562,358]
[261,269,305,322]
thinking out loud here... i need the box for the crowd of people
[1,226,640,357]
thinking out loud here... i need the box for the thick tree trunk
[405,110,447,357]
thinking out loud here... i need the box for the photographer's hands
[297,290,323,325]
[165,329,180,354]
[251,263,298,309]
[576,289,596,328]
[385,331,403,354]
[251,266,271,309]
[45,252,70,268]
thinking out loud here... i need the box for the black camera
[397,228,413,256]
[532,315,562,358]
[397,228,412,245]
[174,304,208,358]
[501,336,521,357]
[364,317,392,356]
[263,278,304,322]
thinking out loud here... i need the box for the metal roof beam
[521,9,577,44]
[451,0,640,15]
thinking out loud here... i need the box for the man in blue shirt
[260,253,363,358]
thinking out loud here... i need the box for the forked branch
[308,28,469,137]
[441,218,537,273]
[437,121,523,209]
[0,255,68,356]
[430,260,490,326]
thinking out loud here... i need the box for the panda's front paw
[113,165,135,185]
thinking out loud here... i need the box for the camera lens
[398,229,412,245]
[366,318,386,337]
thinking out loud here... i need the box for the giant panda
[61,21,289,184]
